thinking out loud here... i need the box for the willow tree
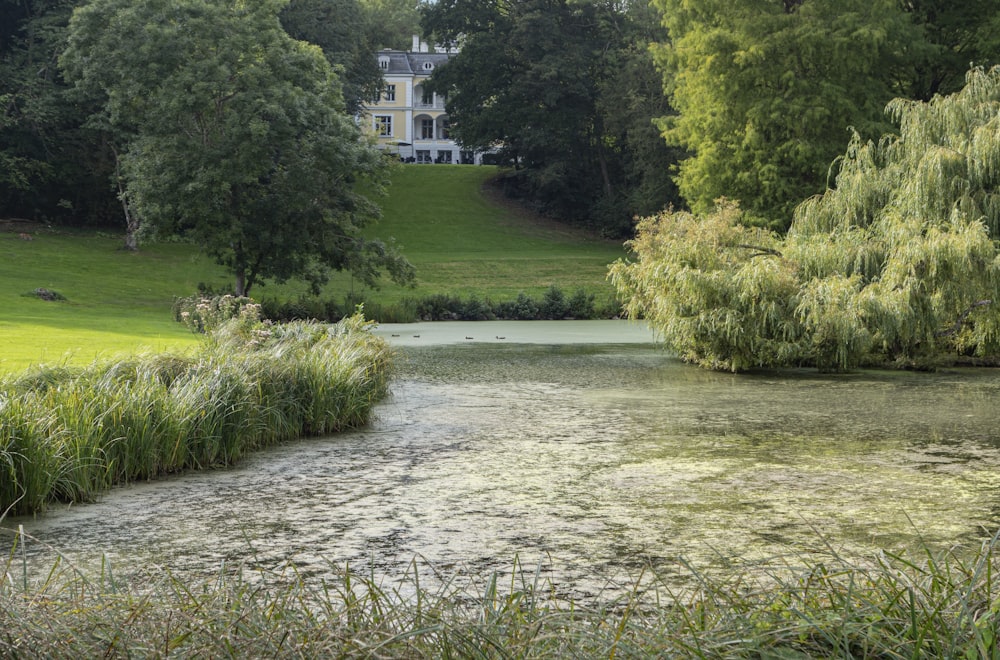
[611,66,1000,372]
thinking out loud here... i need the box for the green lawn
[0,231,215,372]
[258,165,626,304]
[2,166,626,372]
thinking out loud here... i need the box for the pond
[5,320,1000,598]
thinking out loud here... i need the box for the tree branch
[936,299,992,337]
[734,244,783,258]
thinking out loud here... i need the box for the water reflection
[5,322,1000,598]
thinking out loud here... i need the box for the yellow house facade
[361,36,482,165]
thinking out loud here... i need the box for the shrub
[459,295,494,321]
[172,295,261,334]
[539,285,569,319]
[566,288,596,319]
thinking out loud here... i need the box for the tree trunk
[112,144,139,252]
[120,182,139,252]
[598,147,613,197]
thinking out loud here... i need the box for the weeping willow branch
[936,300,992,337]
[734,244,783,258]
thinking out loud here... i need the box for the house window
[384,84,396,102]
[421,88,434,106]
[420,118,434,139]
[374,115,392,137]
[423,61,434,71]
[441,119,450,139]
[436,150,452,164]
[416,149,431,164]
[378,56,390,70]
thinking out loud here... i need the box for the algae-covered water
[5,321,1000,597]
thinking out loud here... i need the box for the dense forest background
[2,0,1000,238]
[0,0,419,230]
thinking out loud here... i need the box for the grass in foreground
[1,531,998,658]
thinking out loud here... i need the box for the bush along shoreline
[0,308,391,517]
[178,284,623,325]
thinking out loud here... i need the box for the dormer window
[378,56,390,70]
[423,61,434,71]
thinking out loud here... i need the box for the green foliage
[411,286,612,321]
[0,313,391,516]
[250,286,613,322]
[172,295,261,334]
[652,0,926,229]
[60,0,414,296]
[359,0,422,50]
[422,0,684,237]
[612,66,1000,371]
[279,0,385,115]
[0,0,120,226]
[896,0,1000,100]
[611,201,805,371]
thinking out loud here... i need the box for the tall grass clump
[2,532,999,657]
[0,309,391,517]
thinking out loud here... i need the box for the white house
[361,36,482,164]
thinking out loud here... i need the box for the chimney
[421,41,429,53]
[411,35,420,52]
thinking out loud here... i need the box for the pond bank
[6,321,1000,602]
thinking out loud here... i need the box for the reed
[0,313,391,517]
[1,531,998,657]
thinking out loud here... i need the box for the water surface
[5,321,1000,597]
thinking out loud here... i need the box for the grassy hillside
[222,165,626,305]
[1,166,626,371]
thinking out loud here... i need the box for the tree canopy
[651,0,1000,230]
[421,0,683,237]
[61,0,414,296]
[651,0,929,229]
[279,0,385,116]
[0,0,118,225]
[360,0,423,51]
[611,66,1000,372]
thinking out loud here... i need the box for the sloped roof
[377,50,452,75]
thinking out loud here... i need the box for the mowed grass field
[249,165,627,304]
[1,165,627,372]
[0,231,212,372]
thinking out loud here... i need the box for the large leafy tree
[360,0,423,50]
[611,66,1000,372]
[422,0,683,237]
[61,0,414,296]
[897,0,1000,100]
[279,0,384,115]
[652,0,928,230]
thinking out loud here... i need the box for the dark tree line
[4,0,999,243]
[423,0,1000,234]
[422,0,683,238]
[0,0,419,229]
